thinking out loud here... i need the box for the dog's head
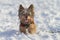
[18,4,34,24]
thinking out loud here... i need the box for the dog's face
[18,4,34,24]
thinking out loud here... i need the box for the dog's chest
[20,23,30,28]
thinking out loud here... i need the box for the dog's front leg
[20,26,26,34]
[28,24,36,34]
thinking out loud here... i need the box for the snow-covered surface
[0,0,60,40]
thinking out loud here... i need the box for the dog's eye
[20,13,25,16]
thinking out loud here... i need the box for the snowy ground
[0,0,60,40]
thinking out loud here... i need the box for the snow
[0,0,60,40]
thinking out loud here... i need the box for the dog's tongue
[25,20,28,23]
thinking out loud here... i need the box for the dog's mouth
[21,20,30,24]
[21,20,30,28]
[25,20,29,23]
[20,19,34,28]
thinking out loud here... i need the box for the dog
[18,4,36,34]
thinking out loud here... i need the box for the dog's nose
[26,16,27,18]
[25,16,28,19]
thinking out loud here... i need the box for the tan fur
[28,24,36,34]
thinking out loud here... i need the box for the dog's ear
[19,4,24,12]
[28,4,34,11]
[18,5,24,17]
[28,4,34,17]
